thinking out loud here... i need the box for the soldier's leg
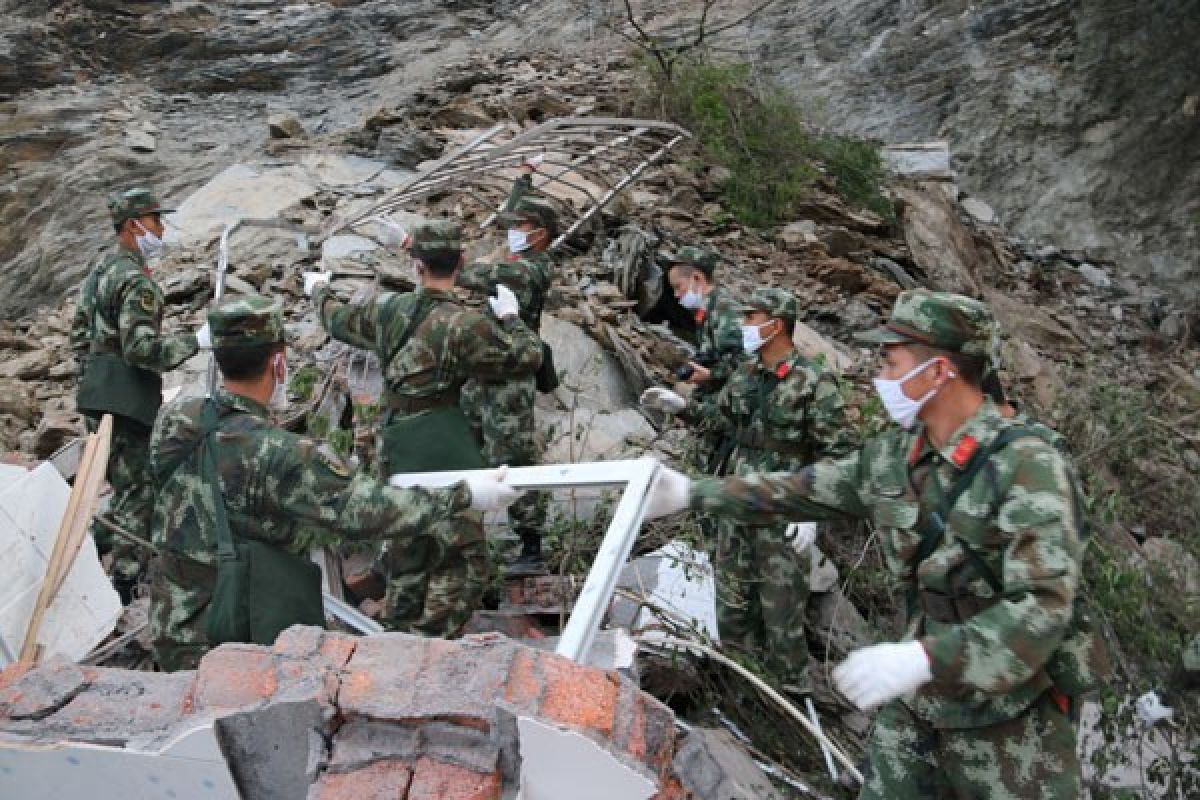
[382,534,440,630]
[754,523,811,688]
[715,518,762,661]
[459,380,485,445]
[93,415,154,598]
[413,513,491,637]
[481,378,547,574]
[940,692,1081,799]
[858,701,945,800]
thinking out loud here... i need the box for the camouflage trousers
[461,377,547,538]
[715,518,811,685]
[859,693,1081,799]
[87,413,154,582]
[383,513,491,637]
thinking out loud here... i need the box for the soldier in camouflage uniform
[148,295,519,671]
[664,246,746,473]
[643,289,1085,799]
[457,171,558,575]
[643,288,852,689]
[70,188,200,601]
[307,221,542,635]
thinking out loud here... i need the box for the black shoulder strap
[197,400,237,560]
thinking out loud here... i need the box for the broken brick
[407,757,502,800]
[310,758,413,799]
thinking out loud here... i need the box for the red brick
[319,634,358,669]
[407,757,501,800]
[311,758,413,799]
[192,645,278,711]
[652,777,690,799]
[538,653,618,737]
[503,649,542,712]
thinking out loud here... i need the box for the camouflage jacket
[692,399,1082,729]
[713,351,855,475]
[686,286,747,412]
[314,285,542,406]
[69,246,198,371]
[148,388,471,656]
[457,252,553,333]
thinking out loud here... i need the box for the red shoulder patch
[694,308,707,324]
[907,434,925,467]
[950,435,979,468]
[774,361,792,379]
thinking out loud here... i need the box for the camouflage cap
[107,187,172,227]
[855,288,992,357]
[208,294,286,349]
[739,287,799,323]
[666,246,719,277]
[410,219,463,260]
[497,194,559,233]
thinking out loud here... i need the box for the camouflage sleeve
[459,313,543,381]
[920,441,1080,693]
[269,438,471,549]
[503,173,535,211]
[702,303,745,386]
[807,372,857,459]
[683,372,735,436]
[690,448,870,523]
[456,261,499,295]
[314,283,380,349]
[117,274,199,372]
[69,296,90,359]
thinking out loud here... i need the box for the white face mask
[741,321,776,354]
[872,358,950,430]
[679,278,706,310]
[133,220,165,261]
[507,228,530,254]
[268,353,289,412]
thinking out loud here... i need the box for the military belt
[918,589,999,624]
[387,389,461,415]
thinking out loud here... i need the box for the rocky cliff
[748,0,1199,286]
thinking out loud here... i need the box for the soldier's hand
[196,322,212,349]
[466,466,523,512]
[488,284,520,320]
[644,465,691,520]
[521,153,544,173]
[303,270,333,297]
[784,522,817,553]
[684,362,712,384]
[376,215,411,249]
[833,641,932,711]
[639,387,686,414]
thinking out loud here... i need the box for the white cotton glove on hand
[644,465,691,520]
[639,387,686,414]
[376,216,411,249]
[784,522,817,554]
[488,284,520,319]
[196,322,212,349]
[465,466,523,512]
[834,640,933,711]
[303,270,333,297]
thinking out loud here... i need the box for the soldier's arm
[690,447,870,524]
[69,295,90,359]
[701,304,745,386]
[313,283,381,349]
[920,442,1080,694]
[456,261,498,294]
[461,312,543,381]
[807,371,857,459]
[268,438,472,548]
[503,172,535,211]
[117,275,199,372]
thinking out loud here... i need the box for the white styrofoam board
[515,716,656,800]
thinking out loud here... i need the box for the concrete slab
[611,540,719,644]
[0,722,239,799]
[515,716,656,800]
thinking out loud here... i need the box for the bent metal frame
[379,459,663,663]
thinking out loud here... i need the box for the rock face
[749,0,1200,288]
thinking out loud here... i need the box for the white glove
[834,640,932,711]
[465,466,523,512]
[376,216,411,249]
[303,270,332,297]
[488,284,520,319]
[644,465,691,520]
[640,387,686,414]
[784,522,817,554]
[196,322,212,349]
